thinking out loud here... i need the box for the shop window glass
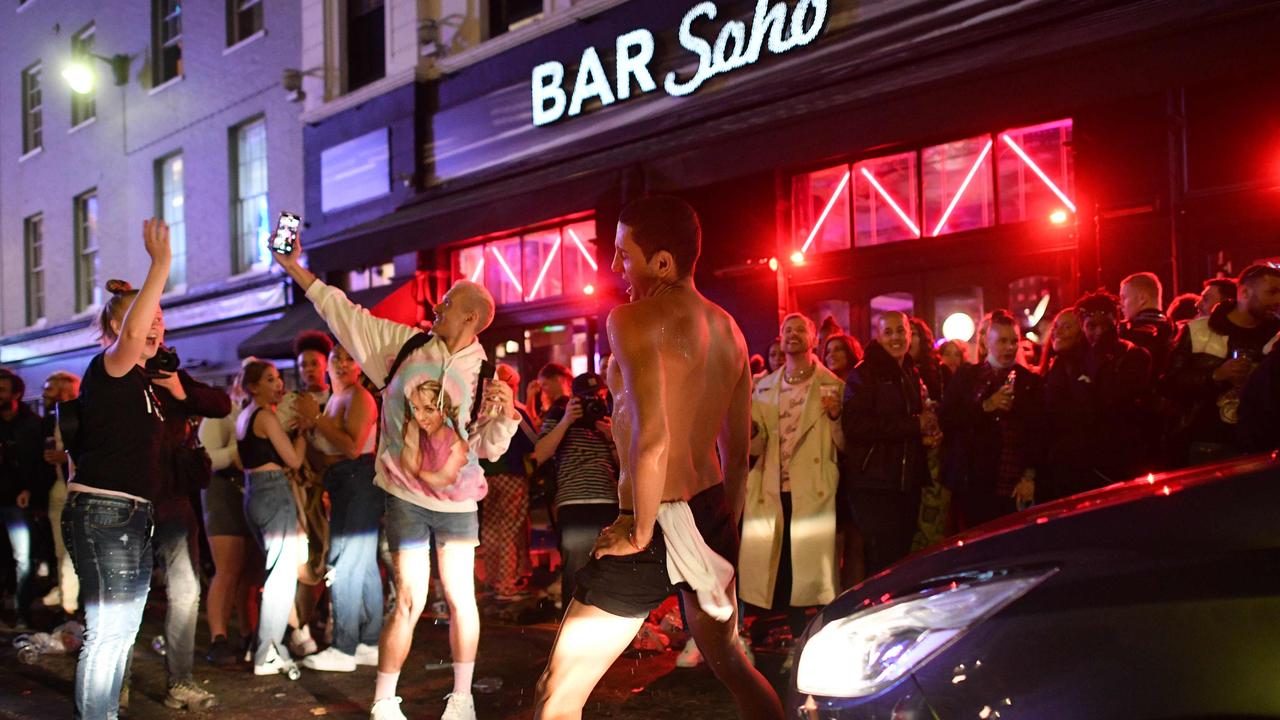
[935,288,983,354]
[792,165,851,255]
[484,237,524,306]
[522,227,563,302]
[998,119,1074,224]
[854,151,919,246]
[869,292,914,339]
[561,220,598,297]
[1008,275,1059,344]
[924,136,994,237]
[453,245,485,285]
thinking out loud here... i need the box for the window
[346,0,385,92]
[792,165,851,255]
[1009,275,1059,343]
[998,119,1074,224]
[71,25,97,126]
[24,214,45,324]
[451,217,598,306]
[923,135,994,237]
[232,118,269,273]
[153,0,183,85]
[21,63,42,153]
[227,0,262,46]
[488,0,544,38]
[157,153,186,289]
[75,190,101,311]
[854,151,919,246]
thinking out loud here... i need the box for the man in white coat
[740,312,844,671]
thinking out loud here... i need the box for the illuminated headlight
[796,569,1055,698]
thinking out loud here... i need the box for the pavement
[0,603,791,719]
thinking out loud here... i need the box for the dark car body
[789,453,1280,719]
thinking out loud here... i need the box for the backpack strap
[380,332,433,391]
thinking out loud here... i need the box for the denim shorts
[384,493,479,553]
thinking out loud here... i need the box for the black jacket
[1239,348,1280,453]
[940,362,1045,497]
[0,403,43,507]
[1121,308,1175,375]
[840,343,929,494]
[154,370,232,518]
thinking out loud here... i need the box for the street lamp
[61,53,131,94]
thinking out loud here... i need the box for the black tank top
[238,408,286,469]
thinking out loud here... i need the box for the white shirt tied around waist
[658,501,735,622]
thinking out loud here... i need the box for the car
[789,452,1280,719]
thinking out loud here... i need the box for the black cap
[572,372,603,396]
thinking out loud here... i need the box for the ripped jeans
[63,492,154,720]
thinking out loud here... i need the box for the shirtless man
[533,196,783,720]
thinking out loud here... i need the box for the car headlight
[796,569,1056,698]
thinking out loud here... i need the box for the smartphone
[271,212,301,255]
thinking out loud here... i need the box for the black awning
[236,283,403,360]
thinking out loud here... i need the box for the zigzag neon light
[566,227,598,271]
[469,258,485,283]
[932,139,993,237]
[799,170,851,254]
[1001,134,1076,212]
[489,246,523,294]
[859,167,921,238]
[526,236,562,300]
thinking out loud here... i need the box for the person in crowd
[741,313,844,671]
[1238,333,1280,452]
[908,317,944,401]
[1039,308,1094,501]
[841,311,936,578]
[1200,277,1237,318]
[61,219,170,718]
[819,332,863,589]
[524,379,547,430]
[273,239,518,720]
[749,354,766,377]
[237,358,309,677]
[279,331,334,430]
[39,371,80,617]
[534,195,780,720]
[198,363,259,666]
[817,315,844,354]
[533,372,619,611]
[1119,271,1176,374]
[1165,264,1280,465]
[766,339,785,375]
[294,343,383,672]
[1167,293,1200,324]
[1077,291,1154,483]
[822,333,863,381]
[121,343,231,710]
[0,367,42,630]
[537,363,573,413]
[479,364,537,602]
[938,339,967,387]
[940,310,1044,527]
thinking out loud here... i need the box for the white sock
[374,671,400,702]
[452,661,475,695]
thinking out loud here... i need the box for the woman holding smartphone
[236,358,308,677]
[62,219,170,718]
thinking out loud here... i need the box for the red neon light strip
[468,257,485,283]
[932,139,993,237]
[799,170,852,254]
[526,237,562,301]
[1000,134,1076,212]
[566,228,599,271]
[489,246,523,294]
[859,167,921,238]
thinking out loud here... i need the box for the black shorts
[573,483,739,619]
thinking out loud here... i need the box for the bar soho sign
[531,0,829,127]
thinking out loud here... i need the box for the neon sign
[531,0,829,127]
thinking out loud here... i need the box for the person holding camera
[533,372,619,610]
[61,219,170,718]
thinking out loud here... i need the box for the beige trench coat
[739,364,845,609]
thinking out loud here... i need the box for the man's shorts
[385,494,479,553]
[573,483,738,619]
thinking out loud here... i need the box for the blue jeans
[245,471,301,666]
[63,493,154,720]
[0,505,34,622]
[324,456,385,655]
[123,505,200,685]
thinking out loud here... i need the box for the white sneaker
[441,693,476,720]
[370,697,407,720]
[289,626,318,657]
[737,634,756,666]
[675,639,704,668]
[254,646,296,676]
[301,647,357,672]
[355,643,379,667]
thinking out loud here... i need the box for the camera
[145,344,181,375]
[570,372,610,429]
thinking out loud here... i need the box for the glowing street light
[62,62,95,94]
[942,312,976,342]
[583,284,596,296]
[790,251,806,266]
[1049,209,1069,225]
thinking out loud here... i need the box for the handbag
[173,418,213,490]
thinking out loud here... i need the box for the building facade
[0,0,305,389]
[290,0,1280,390]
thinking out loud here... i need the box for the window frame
[152,0,183,86]
[449,214,597,307]
[226,0,263,47]
[74,189,101,312]
[24,213,45,325]
[21,62,42,154]
[70,24,97,127]
[230,116,269,274]
[155,152,187,290]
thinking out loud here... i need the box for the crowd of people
[0,203,1278,720]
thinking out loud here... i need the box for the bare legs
[683,588,783,720]
[207,535,245,641]
[378,547,430,674]
[438,545,480,665]
[534,601,644,720]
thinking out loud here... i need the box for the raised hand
[143,218,172,264]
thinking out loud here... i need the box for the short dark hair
[1238,263,1280,287]
[293,330,334,359]
[0,368,24,400]
[1166,293,1200,323]
[1075,290,1122,319]
[617,195,701,280]
[1203,277,1237,299]
[987,309,1018,329]
[537,362,572,382]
